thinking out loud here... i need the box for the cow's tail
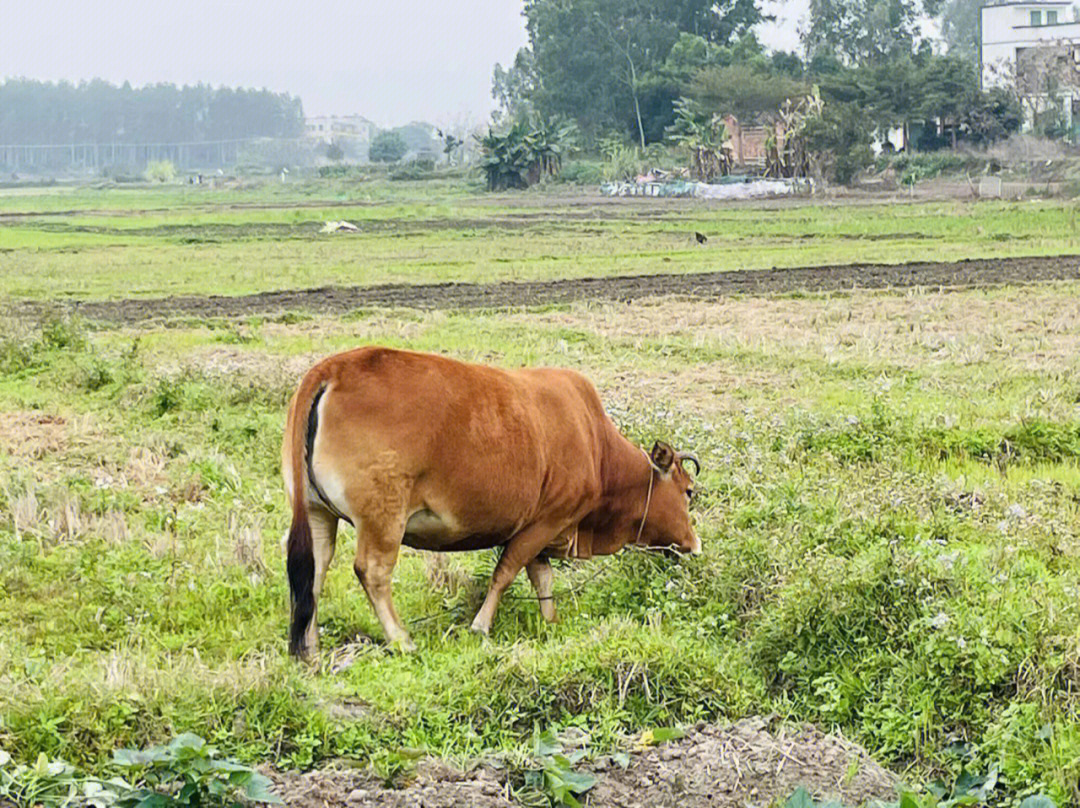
[286,368,328,657]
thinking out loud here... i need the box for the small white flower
[938,551,960,571]
[930,612,950,629]
[1006,503,1027,520]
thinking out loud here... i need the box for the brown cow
[282,346,700,658]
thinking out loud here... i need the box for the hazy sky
[3,1,807,128]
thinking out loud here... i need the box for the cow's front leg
[471,522,560,635]
[526,556,557,623]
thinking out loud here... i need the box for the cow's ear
[650,441,675,472]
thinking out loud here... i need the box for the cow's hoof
[390,636,417,653]
[469,619,491,637]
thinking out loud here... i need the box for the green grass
[2,180,1080,805]
[1,178,1078,300]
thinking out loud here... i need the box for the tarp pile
[601,177,812,200]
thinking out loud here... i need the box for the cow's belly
[401,508,512,552]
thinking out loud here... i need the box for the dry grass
[421,552,474,599]
[1,644,278,707]
[226,511,267,574]
[0,411,70,459]
[520,285,1080,375]
[125,446,168,489]
[49,493,85,542]
[8,486,41,538]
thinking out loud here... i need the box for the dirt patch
[19,254,1080,326]
[268,761,512,808]
[268,718,897,808]
[588,718,896,807]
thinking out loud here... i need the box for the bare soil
[267,717,897,808]
[20,254,1080,325]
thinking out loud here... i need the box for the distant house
[981,0,1080,134]
[722,116,774,168]
[304,115,379,162]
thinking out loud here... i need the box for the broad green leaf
[1018,797,1056,808]
[611,752,630,769]
[135,793,171,808]
[244,773,283,804]
[113,748,166,767]
[785,786,816,808]
[536,730,562,757]
[168,733,206,752]
[897,792,922,808]
[560,769,597,793]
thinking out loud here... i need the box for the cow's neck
[586,431,652,555]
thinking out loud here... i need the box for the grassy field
[2,178,1080,805]
[2,179,1080,301]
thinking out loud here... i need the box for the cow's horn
[677,452,700,475]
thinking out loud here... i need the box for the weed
[112,734,279,808]
[522,731,598,808]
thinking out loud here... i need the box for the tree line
[490,0,1020,182]
[0,79,304,145]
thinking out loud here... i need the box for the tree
[919,54,979,148]
[937,0,981,63]
[479,118,576,190]
[492,48,538,124]
[0,78,303,161]
[687,62,808,122]
[666,96,731,178]
[803,0,931,64]
[803,101,873,184]
[510,0,768,142]
[369,131,407,163]
[437,129,464,165]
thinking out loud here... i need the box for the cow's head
[636,440,701,555]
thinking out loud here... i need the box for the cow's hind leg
[471,521,560,635]
[300,508,338,657]
[353,525,413,651]
[526,556,557,623]
[336,458,416,652]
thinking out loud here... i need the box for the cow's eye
[686,488,695,501]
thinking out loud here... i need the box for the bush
[803,103,873,185]
[0,316,88,377]
[389,157,436,181]
[558,159,605,185]
[143,160,177,183]
[369,131,407,163]
[480,118,577,190]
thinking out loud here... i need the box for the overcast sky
[3,1,807,128]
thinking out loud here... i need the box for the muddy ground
[268,717,899,808]
[21,254,1080,325]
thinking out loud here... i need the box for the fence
[0,138,307,173]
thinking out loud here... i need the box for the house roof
[984,1,1070,7]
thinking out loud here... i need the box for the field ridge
[22,253,1080,324]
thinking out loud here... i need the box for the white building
[304,115,379,162]
[981,0,1080,133]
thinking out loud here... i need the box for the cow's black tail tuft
[287,511,315,657]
